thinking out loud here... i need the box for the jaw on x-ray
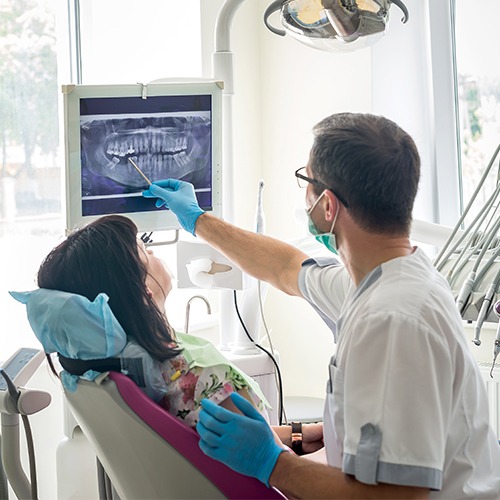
[80,113,211,195]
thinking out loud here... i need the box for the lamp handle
[264,0,286,36]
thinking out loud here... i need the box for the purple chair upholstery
[106,371,286,499]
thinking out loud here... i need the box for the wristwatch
[290,421,304,455]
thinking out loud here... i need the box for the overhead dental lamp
[264,0,409,51]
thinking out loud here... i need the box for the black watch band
[291,421,303,455]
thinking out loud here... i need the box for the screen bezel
[62,81,223,233]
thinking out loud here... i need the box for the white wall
[259,18,373,398]
[199,0,372,399]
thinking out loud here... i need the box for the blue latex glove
[196,393,286,486]
[142,179,204,235]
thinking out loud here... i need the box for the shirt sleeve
[298,258,352,341]
[340,310,452,490]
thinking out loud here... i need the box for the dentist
[143,113,500,499]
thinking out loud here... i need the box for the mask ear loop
[307,190,326,216]
[328,203,339,234]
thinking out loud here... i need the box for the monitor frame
[62,81,223,233]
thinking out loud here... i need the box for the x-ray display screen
[80,95,212,216]
[63,82,222,232]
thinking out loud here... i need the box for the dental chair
[65,371,287,500]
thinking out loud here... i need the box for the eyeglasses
[294,167,349,207]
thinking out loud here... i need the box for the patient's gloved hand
[197,393,285,486]
[142,179,204,235]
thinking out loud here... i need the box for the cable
[233,290,285,425]
[257,280,288,424]
[21,414,37,500]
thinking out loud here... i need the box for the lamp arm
[215,0,248,52]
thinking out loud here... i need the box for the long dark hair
[37,215,180,362]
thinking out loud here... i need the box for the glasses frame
[294,167,349,207]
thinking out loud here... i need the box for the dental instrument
[128,157,152,186]
[473,268,500,346]
[455,217,500,316]
[489,300,500,378]
[432,141,500,324]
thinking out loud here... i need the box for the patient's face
[137,240,173,305]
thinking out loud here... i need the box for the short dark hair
[310,113,420,235]
[37,215,180,362]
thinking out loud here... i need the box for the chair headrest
[10,289,127,359]
[10,289,128,391]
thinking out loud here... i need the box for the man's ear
[323,190,339,221]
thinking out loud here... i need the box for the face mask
[306,191,339,254]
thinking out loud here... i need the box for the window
[453,0,500,217]
[0,0,203,358]
[0,0,65,356]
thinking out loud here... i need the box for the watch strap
[291,421,303,455]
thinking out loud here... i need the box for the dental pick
[128,157,152,185]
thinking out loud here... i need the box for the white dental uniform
[298,247,500,499]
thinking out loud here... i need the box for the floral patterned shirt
[121,332,268,428]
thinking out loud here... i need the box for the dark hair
[37,215,180,362]
[310,113,421,235]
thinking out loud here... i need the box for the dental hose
[434,143,500,269]
[490,300,500,378]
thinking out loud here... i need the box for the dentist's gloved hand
[142,179,204,235]
[196,393,286,486]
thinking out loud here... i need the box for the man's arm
[270,452,429,500]
[272,422,324,454]
[194,213,307,296]
[142,179,307,296]
[198,393,429,500]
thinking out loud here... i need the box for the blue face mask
[306,191,339,254]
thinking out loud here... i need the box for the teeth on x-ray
[81,115,211,189]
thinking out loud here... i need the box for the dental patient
[11,215,268,427]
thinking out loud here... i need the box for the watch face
[291,422,304,455]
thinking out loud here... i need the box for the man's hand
[142,178,204,235]
[196,393,286,486]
